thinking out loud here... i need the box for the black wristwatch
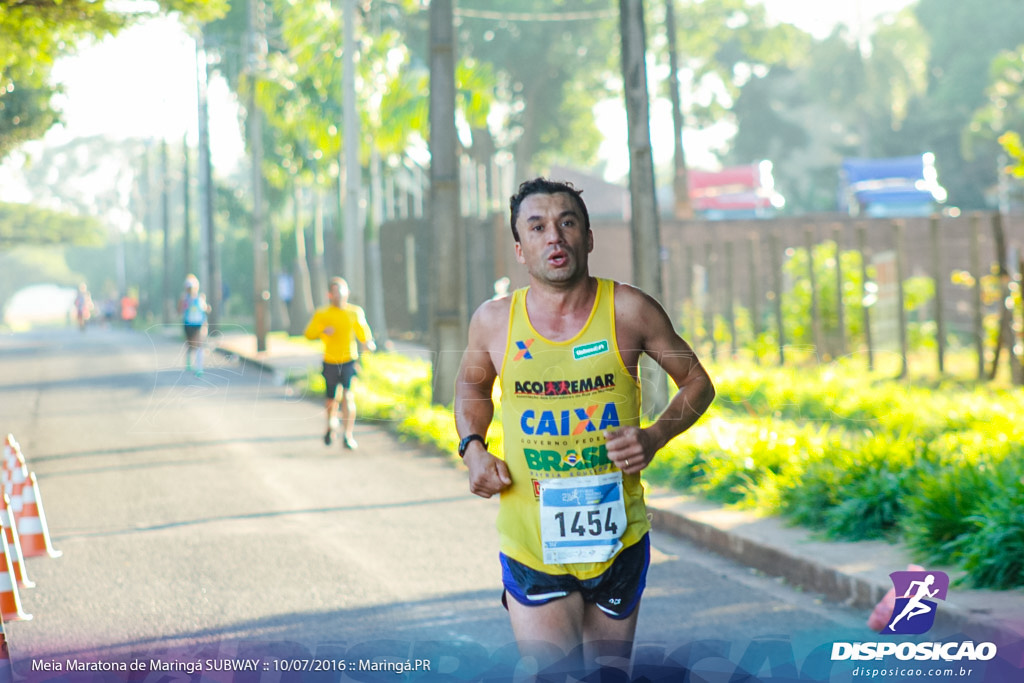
[458,434,487,458]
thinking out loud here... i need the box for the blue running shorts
[500,533,650,619]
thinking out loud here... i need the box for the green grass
[293,343,1024,590]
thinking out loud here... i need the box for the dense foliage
[0,201,104,247]
[0,0,226,161]
[646,363,1024,589]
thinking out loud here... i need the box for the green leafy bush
[901,461,995,565]
[821,434,922,541]
[660,360,1024,584]
[956,459,1024,589]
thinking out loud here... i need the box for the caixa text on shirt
[519,403,620,437]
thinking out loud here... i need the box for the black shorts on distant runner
[500,533,650,619]
[323,361,357,398]
[184,324,204,343]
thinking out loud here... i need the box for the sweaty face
[514,192,592,286]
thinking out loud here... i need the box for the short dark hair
[508,177,590,242]
[329,277,349,297]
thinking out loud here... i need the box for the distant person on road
[101,293,117,327]
[73,283,93,331]
[491,276,511,300]
[454,178,715,677]
[304,277,375,450]
[120,291,138,327]
[179,274,211,377]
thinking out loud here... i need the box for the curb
[645,491,1024,647]
[646,490,893,611]
[648,505,881,608]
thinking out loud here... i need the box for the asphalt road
[0,326,870,680]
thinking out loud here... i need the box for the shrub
[956,459,1024,589]
[901,461,995,565]
[821,434,922,541]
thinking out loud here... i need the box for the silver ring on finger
[624,459,630,468]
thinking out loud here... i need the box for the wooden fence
[382,210,1024,383]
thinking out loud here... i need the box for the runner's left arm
[355,307,376,352]
[604,286,715,475]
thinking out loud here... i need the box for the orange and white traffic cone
[0,496,32,589]
[16,473,61,559]
[0,436,18,492]
[0,510,31,622]
[3,469,26,521]
[2,441,27,516]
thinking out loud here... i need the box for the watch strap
[458,434,487,458]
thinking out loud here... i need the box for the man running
[454,178,715,677]
[73,283,93,331]
[304,277,375,449]
[180,274,211,376]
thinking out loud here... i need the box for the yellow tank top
[497,278,649,579]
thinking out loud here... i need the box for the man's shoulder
[472,294,513,322]
[310,305,338,321]
[609,280,658,308]
[467,296,512,347]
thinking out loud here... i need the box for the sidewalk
[214,331,1024,648]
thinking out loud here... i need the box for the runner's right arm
[302,310,323,340]
[454,301,512,499]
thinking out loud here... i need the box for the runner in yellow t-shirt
[454,178,715,678]
[304,277,375,449]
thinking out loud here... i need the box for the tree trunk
[269,213,290,332]
[428,0,465,406]
[288,183,314,336]
[248,0,269,352]
[342,0,365,305]
[309,187,328,308]
[665,0,693,220]
[514,84,540,183]
[620,0,668,416]
[989,212,1023,383]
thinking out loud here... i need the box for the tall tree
[208,0,490,190]
[649,0,810,212]
[620,0,667,415]
[428,0,462,407]
[657,0,806,213]
[203,0,494,342]
[0,0,227,161]
[448,1,619,180]
[968,46,1024,195]
[0,202,104,247]
[728,9,930,213]
[729,66,815,210]
[663,0,692,219]
[906,0,1024,208]
[660,0,806,130]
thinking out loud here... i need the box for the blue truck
[838,154,947,217]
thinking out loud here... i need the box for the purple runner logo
[883,569,949,635]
